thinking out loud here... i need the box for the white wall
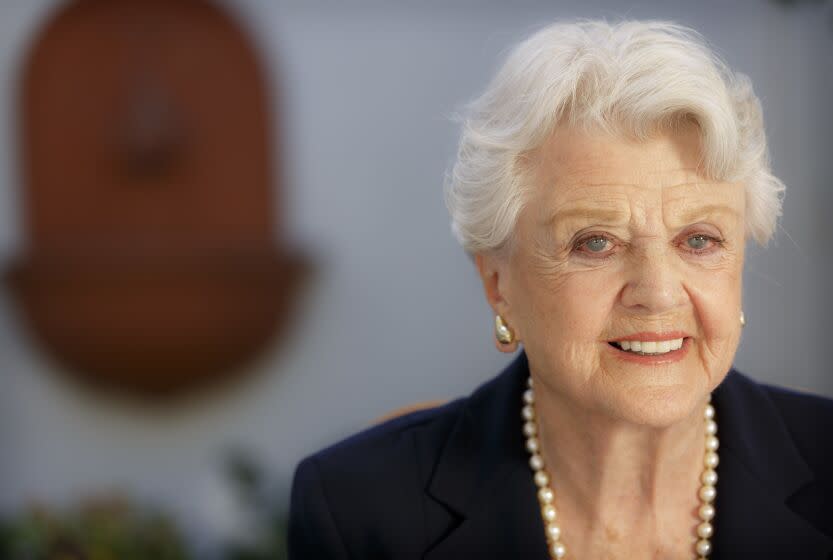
[1,0,831,552]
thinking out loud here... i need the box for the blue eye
[584,237,610,252]
[687,235,711,250]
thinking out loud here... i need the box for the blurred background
[0,0,830,557]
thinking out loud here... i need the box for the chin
[603,381,706,429]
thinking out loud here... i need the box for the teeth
[615,338,685,355]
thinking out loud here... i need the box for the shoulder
[288,397,468,559]
[759,379,833,428]
[299,396,466,487]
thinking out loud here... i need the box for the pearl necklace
[522,376,719,559]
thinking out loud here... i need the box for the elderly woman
[288,20,833,559]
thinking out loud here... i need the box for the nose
[619,246,685,315]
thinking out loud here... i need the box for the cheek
[515,265,622,360]
[684,266,743,374]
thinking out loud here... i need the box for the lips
[608,331,692,343]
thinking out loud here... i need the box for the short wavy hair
[445,20,784,254]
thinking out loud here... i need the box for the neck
[532,377,708,552]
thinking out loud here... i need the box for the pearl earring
[740,310,746,327]
[495,315,515,344]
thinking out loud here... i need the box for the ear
[474,253,520,353]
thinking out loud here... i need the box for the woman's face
[479,125,746,427]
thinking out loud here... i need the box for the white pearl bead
[547,523,561,541]
[542,505,557,522]
[704,405,715,420]
[524,389,535,404]
[527,376,533,388]
[530,454,544,471]
[695,539,712,556]
[699,503,715,521]
[697,521,714,539]
[538,487,554,504]
[526,437,540,453]
[704,451,719,469]
[699,485,716,502]
[534,470,549,487]
[551,542,567,558]
[705,419,717,435]
[701,469,718,486]
[522,405,535,421]
[705,436,719,451]
[524,421,537,437]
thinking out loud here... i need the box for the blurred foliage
[0,451,288,560]
[0,496,188,560]
[220,449,288,560]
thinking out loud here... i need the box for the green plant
[0,495,189,560]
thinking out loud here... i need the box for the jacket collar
[423,352,833,559]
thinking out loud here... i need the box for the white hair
[445,20,784,253]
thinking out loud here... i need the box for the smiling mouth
[608,337,691,356]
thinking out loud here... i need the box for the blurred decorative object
[5,0,308,397]
[0,495,188,560]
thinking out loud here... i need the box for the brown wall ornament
[6,0,307,398]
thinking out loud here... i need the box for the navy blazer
[289,353,833,559]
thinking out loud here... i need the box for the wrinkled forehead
[524,126,745,228]
[535,182,744,232]
[529,122,704,187]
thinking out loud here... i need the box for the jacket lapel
[712,449,832,558]
[423,353,549,560]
